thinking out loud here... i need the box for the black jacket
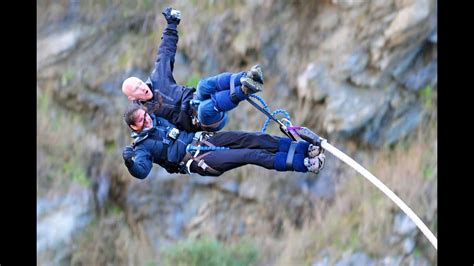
[126,114,195,179]
[135,22,200,132]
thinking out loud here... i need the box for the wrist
[167,23,178,30]
[125,158,134,168]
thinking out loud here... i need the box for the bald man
[122,7,264,133]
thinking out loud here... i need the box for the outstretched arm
[151,7,182,85]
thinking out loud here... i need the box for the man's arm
[122,145,153,179]
[151,7,181,85]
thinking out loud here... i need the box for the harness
[179,132,225,176]
[132,123,183,173]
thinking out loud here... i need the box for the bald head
[122,77,153,101]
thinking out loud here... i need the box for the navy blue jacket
[135,22,200,132]
[126,114,195,179]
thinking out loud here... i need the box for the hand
[122,145,135,167]
[162,7,181,25]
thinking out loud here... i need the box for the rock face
[37,0,437,265]
[37,0,437,149]
[37,186,93,265]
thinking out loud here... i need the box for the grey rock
[406,256,431,266]
[403,60,437,92]
[313,256,330,266]
[307,157,337,200]
[37,187,93,262]
[350,69,387,88]
[379,103,423,146]
[379,255,404,266]
[190,174,218,185]
[391,44,423,79]
[384,0,433,47]
[334,252,375,266]
[37,28,83,69]
[323,85,388,137]
[332,0,367,8]
[297,63,332,102]
[394,212,417,236]
[316,8,340,32]
[403,237,416,254]
[239,176,272,202]
[428,28,437,43]
[217,179,240,194]
[336,49,369,80]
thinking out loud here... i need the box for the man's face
[122,77,153,101]
[130,108,153,132]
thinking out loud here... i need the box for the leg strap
[200,114,226,130]
[180,134,222,176]
[194,152,221,176]
[286,141,298,170]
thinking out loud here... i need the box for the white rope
[321,140,437,250]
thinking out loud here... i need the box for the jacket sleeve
[126,145,153,179]
[151,23,179,85]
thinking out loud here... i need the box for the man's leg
[197,99,228,132]
[196,72,244,101]
[207,131,311,173]
[206,131,281,151]
[192,148,275,174]
[189,148,308,175]
[196,72,245,131]
[196,67,263,130]
[193,131,308,174]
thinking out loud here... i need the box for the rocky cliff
[37,1,437,265]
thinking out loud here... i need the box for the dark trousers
[189,131,283,176]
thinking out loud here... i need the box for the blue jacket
[135,22,199,132]
[126,114,195,179]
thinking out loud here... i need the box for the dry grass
[275,117,437,265]
[69,210,158,266]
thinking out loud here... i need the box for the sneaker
[304,154,325,174]
[247,64,264,84]
[240,76,263,94]
[308,144,322,157]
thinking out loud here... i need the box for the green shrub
[161,236,258,266]
[185,73,201,88]
[419,85,433,109]
[63,161,91,187]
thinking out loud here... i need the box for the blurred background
[37,0,437,265]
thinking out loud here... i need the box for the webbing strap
[229,74,240,104]
[200,115,226,130]
[180,135,221,175]
[286,141,298,170]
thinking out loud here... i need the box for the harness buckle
[198,159,209,171]
[168,128,180,140]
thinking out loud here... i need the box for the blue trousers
[188,131,310,176]
[196,72,248,131]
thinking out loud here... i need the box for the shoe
[304,153,325,174]
[308,144,322,157]
[247,64,264,84]
[240,76,263,94]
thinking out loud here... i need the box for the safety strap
[179,133,221,175]
[160,142,169,161]
[285,141,298,170]
[229,74,240,104]
[194,152,221,175]
[200,115,226,130]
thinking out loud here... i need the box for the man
[121,104,326,178]
[121,7,264,132]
